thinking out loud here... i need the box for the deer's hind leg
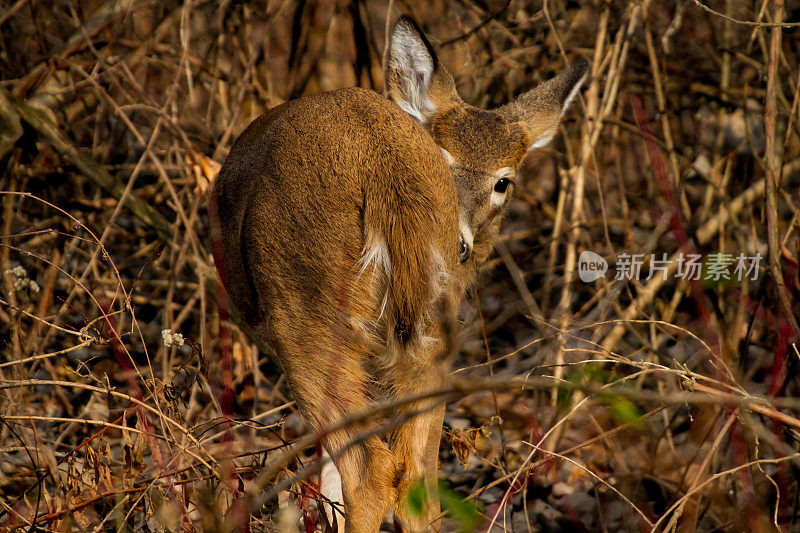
[273,328,396,533]
[386,352,449,532]
[421,402,446,532]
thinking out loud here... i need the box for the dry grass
[1,0,799,531]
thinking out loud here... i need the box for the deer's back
[213,87,460,359]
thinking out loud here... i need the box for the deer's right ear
[499,59,588,152]
[385,16,460,124]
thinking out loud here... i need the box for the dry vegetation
[1,0,800,531]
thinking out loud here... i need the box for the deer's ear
[385,16,460,123]
[499,59,588,150]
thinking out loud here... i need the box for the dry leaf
[185,148,221,195]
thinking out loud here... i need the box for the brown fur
[213,86,464,531]
[213,15,586,533]
[215,88,460,347]
[385,16,587,279]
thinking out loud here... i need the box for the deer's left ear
[499,59,588,151]
[385,15,461,124]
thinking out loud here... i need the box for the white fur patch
[358,230,392,319]
[390,30,435,122]
[358,231,391,278]
[491,167,515,206]
[396,101,426,123]
[495,167,515,178]
[490,190,505,206]
[563,75,584,113]
[459,211,474,250]
[441,148,455,165]
[528,67,586,152]
[320,452,345,533]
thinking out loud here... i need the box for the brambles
[1,1,799,531]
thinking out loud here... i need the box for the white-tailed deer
[212,15,586,533]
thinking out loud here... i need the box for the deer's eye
[494,178,512,193]
[459,236,471,264]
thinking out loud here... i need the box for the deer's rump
[212,87,461,359]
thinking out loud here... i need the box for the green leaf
[605,394,644,429]
[438,480,482,532]
[556,384,573,412]
[403,479,483,531]
[405,481,426,517]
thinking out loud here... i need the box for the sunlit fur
[214,14,586,533]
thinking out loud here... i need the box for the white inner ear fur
[529,128,555,151]
[528,72,586,151]
[563,76,584,113]
[390,30,435,123]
